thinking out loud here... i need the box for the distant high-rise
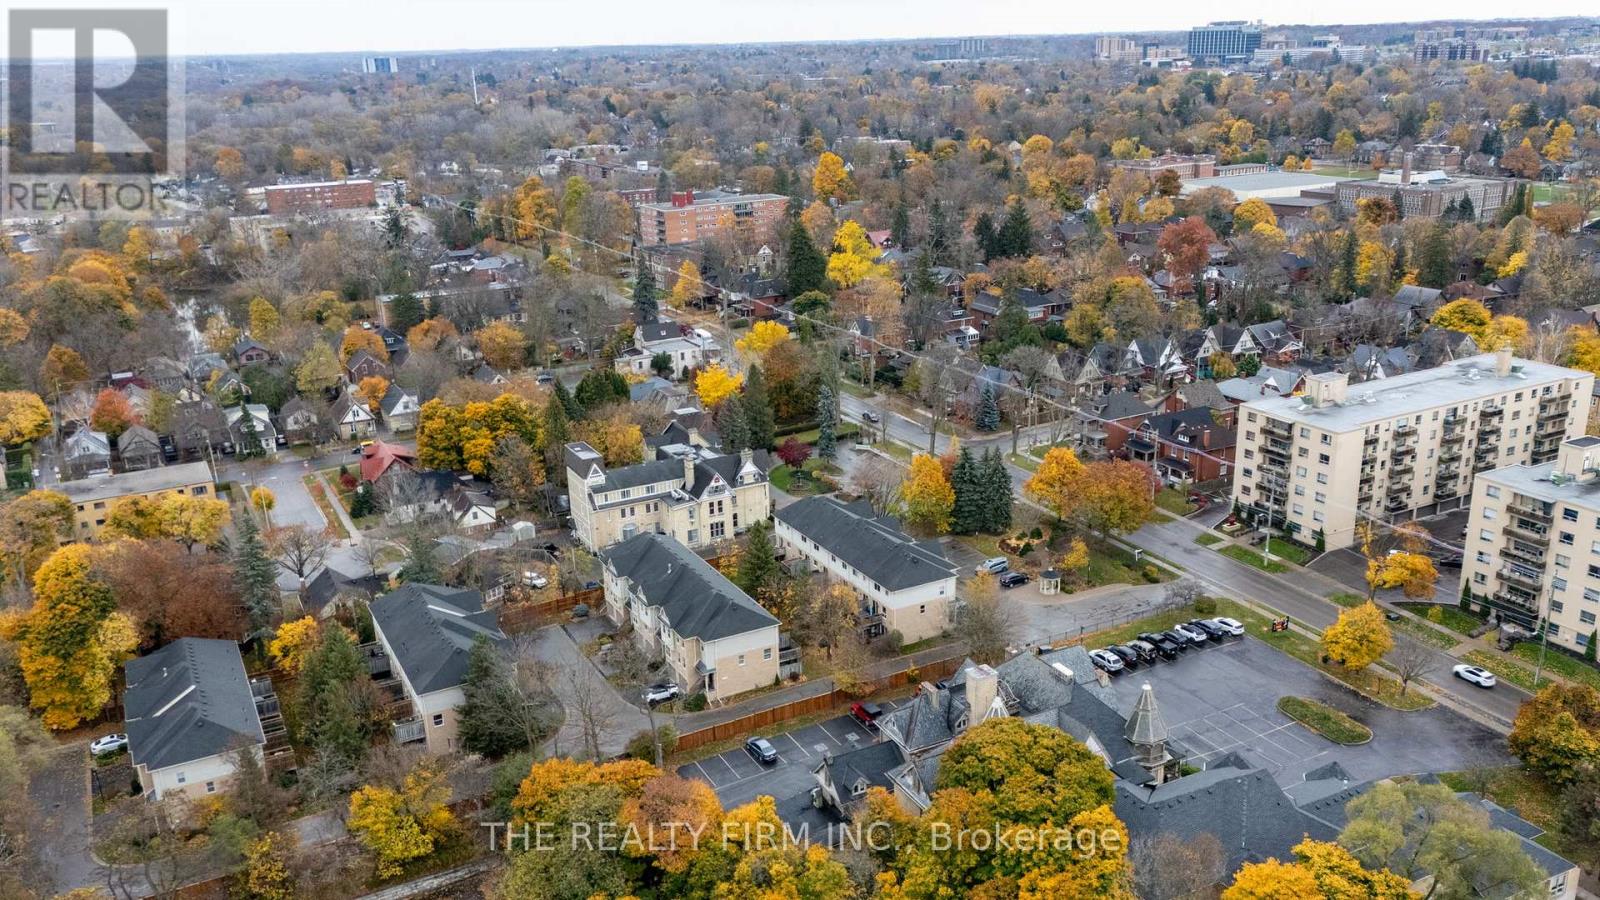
[1187,21,1262,63]
[362,56,399,75]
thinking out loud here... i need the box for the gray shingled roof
[601,532,778,641]
[124,638,265,772]
[370,584,506,695]
[819,741,905,799]
[775,497,957,591]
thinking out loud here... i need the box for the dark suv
[1137,632,1180,660]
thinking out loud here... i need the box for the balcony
[1439,446,1462,463]
[1479,405,1504,419]
[1364,433,1379,446]
[1498,565,1544,591]
[1394,421,1416,435]
[1391,442,1416,460]
[1537,418,1568,436]
[393,717,426,745]
[1263,419,1292,439]
[1385,496,1411,513]
[1487,591,1540,629]
[1502,519,1550,543]
[1502,542,1546,566]
[1434,484,1459,500]
[1506,502,1552,522]
[1538,402,1568,422]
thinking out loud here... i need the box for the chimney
[739,447,753,470]
[1495,346,1513,377]
[1304,371,1349,408]
[1049,661,1076,701]
[963,664,1000,727]
[1401,151,1413,186]
[682,454,695,491]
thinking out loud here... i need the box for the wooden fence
[672,650,967,752]
[496,587,603,634]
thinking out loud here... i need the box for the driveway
[1104,636,1511,787]
[32,744,93,894]
[1004,583,1172,646]
[525,624,649,760]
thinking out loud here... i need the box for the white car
[522,570,549,589]
[643,683,680,706]
[1452,664,1497,688]
[1089,649,1126,675]
[1172,622,1210,644]
[90,733,128,756]
[1208,617,1245,636]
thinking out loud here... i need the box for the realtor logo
[3,8,182,217]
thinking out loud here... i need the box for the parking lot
[1308,508,1471,605]
[676,699,906,813]
[1102,635,1511,787]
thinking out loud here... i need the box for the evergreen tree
[997,200,1033,258]
[632,264,659,323]
[1497,185,1526,226]
[890,202,911,249]
[927,198,954,266]
[397,529,441,584]
[980,449,1014,534]
[785,219,828,297]
[1456,194,1475,223]
[458,636,526,757]
[234,513,279,633]
[541,397,571,484]
[1338,230,1360,297]
[389,293,424,334]
[715,394,750,451]
[296,627,369,765]
[575,368,628,411]
[909,250,940,297]
[988,294,1035,354]
[552,379,581,420]
[949,449,984,534]
[1391,189,1405,221]
[1417,222,1453,288]
[976,384,1000,432]
[654,170,671,203]
[734,520,782,597]
[1390,240,1408,286]
[1479,128,1503,157]
[815,384,837,460]
[742,365,776,450]
[973,212,998,262]
[1443,197,1460,222]
[236,404,264,459]
[349,483,376,517]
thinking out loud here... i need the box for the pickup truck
[850,701,883,730]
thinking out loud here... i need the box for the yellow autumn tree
[895,454,955,535]
[357,376,390,414]
[475,321,526,371]
[1320,602,1393,671]
[1544,120,1577,162]
[1023,446,1086,522]
[0,391,51,446]
[1430,299,1492,345]
[268,617,321,675]
[347,765,458,879]
[826,220,890,289]
[247,297,281,347]
[812,151,855,201]
[1233,197,1277,230]
[670,260,703,307]
[734,320,791,360]
[340,325,389,363]
[694,363,743,408]
[1223,839,1413,900]
[1483,314,1530,353]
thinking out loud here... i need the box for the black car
[999,572,1030,589]
[1187,619,1227,640]
[1108,645,1141,669]
[1126,640,1161,663]
[1137,633,1180,660]
[1162,629,1194,651]
[744,737,779,765]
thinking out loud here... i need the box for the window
[432,714,444,727]
[1316,473,1328,484]
[1320,434,1331,445]
[1562,532,1576,546]
[1582,610,1598,625]
[1587,564,1600,579]
[176,772,187,784]
[1474,572,1487,584]
[1586,588,1600,604]
[1318,453,1330,465]
[1557,554,1571,568]
[1480,529,1494,542]
[763,648,772,660]
[1296,466,1308,477]
[1314,492,1326,503]
[1292,504,1304,515]
[738,654,746,666]
[1486,485,1500,499]
[1565,508,1579,522]
[1482,508,1497,520]
[193,486,206,495]
[1312,511,1325,523]
[1555,577,1568,592]
[1553,599,1566,613]
[205,781,217,794]
[1294,486,1305,496]
[710,521,725,539]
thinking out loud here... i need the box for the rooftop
[1243,354,1589,432]
[124,638,264,772]
[1181,171,1348,194]
[370,584,506,695]
[601,532,778,642]
[57,461,214,504]
[775,496,958,592]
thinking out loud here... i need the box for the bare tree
[609,638,666,765]
[351,537,387,578]
[1163,578,1204,609]
[565,666,615,760]
[99,797,215,900]
[268,523,334,584]
[910,342,972,453]
[850,455,902,515]
[1131,832,1227,900]
[954,574,1013,665]
[1387,636,1439,697]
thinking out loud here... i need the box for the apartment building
[1187,21,1262,63]
[264,179,377,215]
[370,584,506,755]
[600,531,781,702]
[1232,351,1592,551]
[1335,159,1518,221]
[123,639,266,802]
[636,189,787,246]
[1458,437,1600,650]
[58,461,216,540]
[565,441,769,551]
[1108,153,1217,180]
[774,496,960,644]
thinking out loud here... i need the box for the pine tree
[976,384,1000,432]
[998,200,1033,258]
[458,636,525,757]
[1417,222,1453,288]
[980,448,1014,534]
[890,202,911,249]
[742,365,776,450]
[734,520,782,598]
[949,449,984,534]
[928,198,954,266]
[397,530,441,584]
[715,394,750,451]
[236,404,264,458]
[390,293,424,334]
[552,379,581,420]
[815,384,838,460]
[296,627,369,764]
[632,264,659,323]
[1391,189,1405,221]
[1456,194,1475,223]
[909,250,940,297]
[1338,230,1360,297]
[785,219,828,297]
[235,513,279,633]
[1389,240,1408,285]
[973,212,998,262]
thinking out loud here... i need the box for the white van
[975,557,1009,575]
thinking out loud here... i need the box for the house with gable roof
[370,583,507,754]
[564,440,769,552]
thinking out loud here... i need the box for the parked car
[643,683,680,705]
[1089,649,1126,675]
[1162,629,1194,651]
[90,733,128,756]
[1208,617,1245,636]
[862,410,882,423]
[975,557,1009,575]
[850,701,883,729]
[1187,619,1226,640]
[522,570,549,589]
[1137,633,1179,659]
[1452,664,1497,688]
[1173,622,1211,643]
[745,737,779,764]
[1108,645,1141,669]
[999,572,1030,589]
[1126,640,1162,663]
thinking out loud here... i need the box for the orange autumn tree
[340,325,389,363]
[357,376,390,414]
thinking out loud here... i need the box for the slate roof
[820,741,905,799]
[1391,284,1443,308]
[380,383,416,417]
[117,424,162,455]
[300,565,385,615]
[638,320,679,343]
[124,638,265,772]
[63,428,111,460]
[370,584,506,695]
[1174,380,1229,412]
[601,532,778,642]
[599,456,685,493]
[776,496,958,591]
[1138,408,1235,450]
[1090,391,1154,421]
[471,363,503,383]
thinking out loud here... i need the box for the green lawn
[1312,163,1373,178]
[1193,532,1224,547]
[1220,544,1289,573]
[1329,592,1366,608]
[1509,642,1600,691]
[1391,615,1463,651]
[1007,453,1040,473]
[1439,768,1567,851]
[1461,650,1543,692]
[1396,602,1485,637]
[769,465,796,491]
[1155,488,1197,516]
[1278,696,1373,744]
[1264,537,1312,565]
[1084,543,1171,587]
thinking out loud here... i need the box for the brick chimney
[963,664,1000,728]
[1400,151,1413,186]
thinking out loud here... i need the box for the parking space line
[817,720,853,746]
[784,733,811,759]
[689,761,715,785]
[715,754,741,780]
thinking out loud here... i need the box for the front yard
[1396,602,1486,637]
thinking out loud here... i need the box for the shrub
[339,471,358,492]
[624,725,679,761]
[1029,527,1043,539]
[1194,597,1218,615]
[883,630,904,654]
[1142,565,1161,583]
[1019,542,1034,556]
[684,693,707,712]
[1426,606,1445,624]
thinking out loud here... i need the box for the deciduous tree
[476,321,527,371]
[694,363,743,408]
[896,454,955,534]
[0,392,50,447]
[1320,602,1393,671]
[348,764,458,879]
[1508,683,1600,785]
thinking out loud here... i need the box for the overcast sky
[61,1,1600,57]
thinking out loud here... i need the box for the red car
[850,701,883,730]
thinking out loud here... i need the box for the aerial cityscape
[4,7,1600,899]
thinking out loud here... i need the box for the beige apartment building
[565,441,769,552]
[1232,351,1592,551]
[57,461,217,540]
[601,531,782,702]
[637,189,788,246]
[1459,436,1600,653]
